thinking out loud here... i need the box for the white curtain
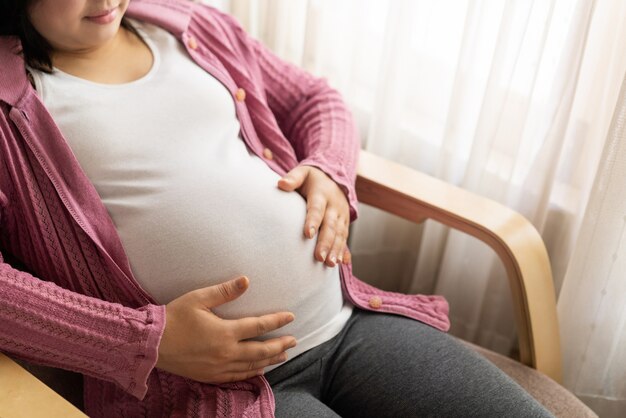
[557,74,626,417]
[201,0,626,415]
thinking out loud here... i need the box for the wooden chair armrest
[0,352,87,417]
[355,149,563,383]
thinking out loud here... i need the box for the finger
[338,217,349,261]
[277,167,308,191]
[326,226,347,267]
[235,336,297,361]
[315,209,340,262]
[197,276,248,308]
[232,312,295,340]
[304,193,327,239]
[232,351,290,373]
[342,248,351,264]
[343,247,352,264]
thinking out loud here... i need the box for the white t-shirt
[29,19,353,371]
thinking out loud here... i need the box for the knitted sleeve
[207,7,361,223]
[0,193,164,401]
[0,255,165,401]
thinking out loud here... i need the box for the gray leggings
[265,307,555,418]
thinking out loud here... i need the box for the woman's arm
[211,8,361,223]
[0,256,165,401]
[0,156,163,401]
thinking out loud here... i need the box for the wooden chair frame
[355,150,562,383]
[0,149,562,416]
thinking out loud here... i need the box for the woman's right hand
[155,276,296,384]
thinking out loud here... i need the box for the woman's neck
[50,25,153,84]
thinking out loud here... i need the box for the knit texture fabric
[0,1,450,416]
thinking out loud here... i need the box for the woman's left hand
[277,165,352,267]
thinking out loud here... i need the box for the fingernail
[286,313,295,322]
[289,339,297,348]
[279,353,288,362]
[257,369,264,375]
[309,226,315,238]
[320,250,327,260]
[329,254,337,264]
[236,276,247,289]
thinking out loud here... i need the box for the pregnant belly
[110,170,346,342]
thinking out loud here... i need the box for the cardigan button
[368,296,383,309]
[235,87,246,102]
[187,36,198,50]
[262,147,273,160]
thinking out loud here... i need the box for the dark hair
[0,0,140,73]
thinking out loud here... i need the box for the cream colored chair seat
[458,340,596,417]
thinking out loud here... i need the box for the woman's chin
[79,18,124,45]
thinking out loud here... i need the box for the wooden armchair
[0,150,596,417]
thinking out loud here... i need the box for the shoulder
[187,3,260,62]
[125,0,251,48]
[175,0,252,44]
[124,0,233,49]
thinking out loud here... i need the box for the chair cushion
[458,339,597,418]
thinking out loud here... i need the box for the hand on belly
[276,164,353,267]
[156,275,297,383]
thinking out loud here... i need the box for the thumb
[278,166,309,191]
[203,276,249,308]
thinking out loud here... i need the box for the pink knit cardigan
[0,0,450,416]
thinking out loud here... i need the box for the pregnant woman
[0,0,554,417]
